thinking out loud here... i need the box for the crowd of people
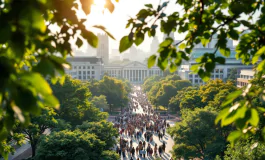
[113,86,172,160]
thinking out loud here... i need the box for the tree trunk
[31,143,36,157]
[109,104,112,113]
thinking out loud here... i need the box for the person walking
[162,141,166,153]
[136,146,139,156]
[143,149,146,159]
[150,147,153,157]
[158,146,162,157]
[122,147,126,158]
[132,147,135,157]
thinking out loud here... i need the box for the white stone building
[104,61,163,83]
[237,69,255,88]
[65,57,103,80]
[178,48,253,85]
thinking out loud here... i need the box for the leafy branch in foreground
[120,0,265,145]
[0,0,117,158]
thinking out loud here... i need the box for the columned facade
[104,61,163,84]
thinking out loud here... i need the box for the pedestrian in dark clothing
[158,146,162,157]
[118,148,121,156]
[162,142,166,153]
[132,147,135,156]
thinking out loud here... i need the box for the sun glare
[94,0,106,10]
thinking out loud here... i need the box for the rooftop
[66,57,103,64]
[190,48,237,59]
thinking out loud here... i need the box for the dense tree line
[143,74,191,111]
[8,75,125,159]
[147,77,265,159]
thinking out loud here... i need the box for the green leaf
[169,63,177,73]
[222,90,242,107]
[43,94,60,110]
[227,130,242,146]
[257,60,265,72]
[82,30,98,48]
[223,105,247,126]
[252,46,265,64]
[93,25,116,40]
[76,37,83,48]
[219,48,231,57]
[215,57,226,64]
[148,55,157,68]
[145,4,153,8]
[215,108,230,124]
[20,72,52,95]
[119,36,133,53]
[32,9,46,33]
[205,62,215,72]
[179,43,186,50]
[134,32,144,46]
[201,38,210,47]
[228,29,239,40]
[160,38,173,47]
[249,108,259,126]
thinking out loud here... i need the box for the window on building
[78,76,81,79]
[215,69,219,73]
[92,71,95,74]
[74,66,77,69]
[83,71,86,74]
[216,75,219,78]
[195,79,198,83]
[92,76,95,79]
[78,71,81,74]
[87,71,90,74]
[220,69,223,73]
[92,66,94,69]
[83,76,86,79]
[87,66,90,69]
[83,66,85,69]
[220,75,223,79]
[87,76,90,79]
[79,66,81,69]
[195,75,198,78]
[189,74,192,78]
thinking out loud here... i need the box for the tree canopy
[35,129,119,160]
[169,108,231,159]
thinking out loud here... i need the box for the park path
[119,86,175,160]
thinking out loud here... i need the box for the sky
[74,0,183,55]
[73,0,260,56]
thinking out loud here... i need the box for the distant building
[178,47,253,85]
[97,34,109,64]
[237,69,255,88]
[104,61,163,83]
[65,57,103,80]
[65,57,163,83]
[150,37,160,54]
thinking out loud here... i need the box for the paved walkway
[118,86,175,160]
